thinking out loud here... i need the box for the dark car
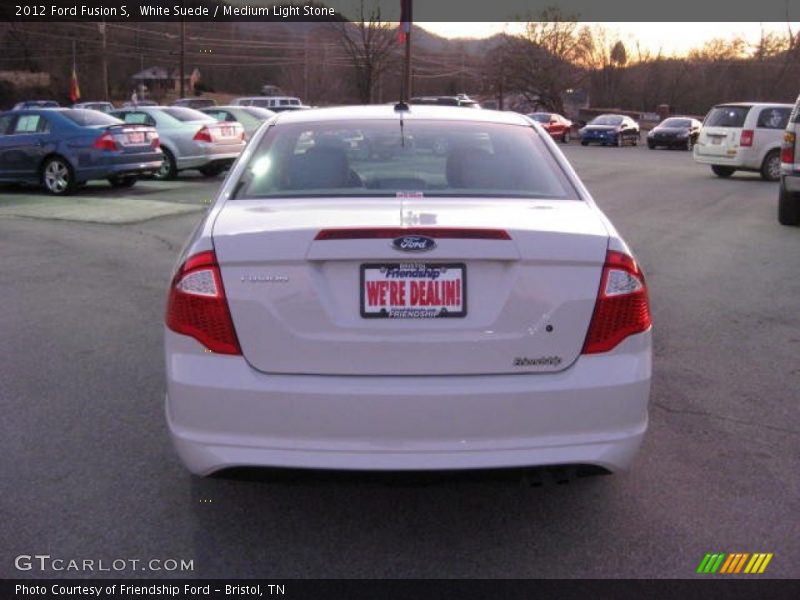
[12,100,59,110]
[0,108,162,195]
[528,112,573,143]
[580,114,640,147]
[647,117,702,150]
[172,97,217,109]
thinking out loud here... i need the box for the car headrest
[446,146,505,189]
[288,146,351,190]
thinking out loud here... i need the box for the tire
[760,150,781,182]
[561,131,570,144]
[711,165,735,178]
[199,164,224,177]
[108,175,138,188]
[581,140,588,146]
[41,156,76,195]
[647,142,655,149]
[155,148,177,180]
[778,182,800,226]
[685,137,694,151]
[632,134,639,146]
[615,134,623,147]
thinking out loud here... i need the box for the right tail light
[582,250,651,354]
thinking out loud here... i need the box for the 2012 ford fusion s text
[164,105,652,476]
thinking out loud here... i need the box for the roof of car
[712,102,793,108]
[271,104,531,126]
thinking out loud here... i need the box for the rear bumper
[75,159,163,181]
[165,329,652,475]
[781,171,800,193]
[176,145,244,170]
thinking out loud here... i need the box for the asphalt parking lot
[2,144,798,579]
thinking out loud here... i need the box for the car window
[661,119,691,127]
[121,112,155,126]
[13,114,46,134]
[203,110,226,121]
[0,114,14,135]
[234,120,579,201]
[61,109,121,126]
[756,107,790,130]
[704,106,749,128]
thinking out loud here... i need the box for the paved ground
[1,147,798,579]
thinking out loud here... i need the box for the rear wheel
[711,165,735,178]
[778,182,800,226]
[109,175,138,188]
[760,150,781,182]
[155,148,177,180]
[581,140,588,146]
[615,134,623,147]
[561,131,570,144]
[685,137,694,151]
[41,156,76,195]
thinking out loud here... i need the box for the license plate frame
[360,262,467,319]
[126,132,145,144]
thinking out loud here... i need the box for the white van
[231,96,309,112]
[778,94,800,225]
[694,102,792,181]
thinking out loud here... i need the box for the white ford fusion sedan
[164,105,652,476]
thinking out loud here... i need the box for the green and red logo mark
[696,553,773,574]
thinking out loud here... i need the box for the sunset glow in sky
[418,22,800,57]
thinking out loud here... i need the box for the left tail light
[740,129,754,147]
[582,250,651,354]
[149,132,160,149]
[165,250,241,355]
[93,131,117,151]
[193,126,213,143]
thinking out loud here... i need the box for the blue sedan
[0,108,162,195]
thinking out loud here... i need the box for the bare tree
[498,8,591,113]
[329,0,397,103]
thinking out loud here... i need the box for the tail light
[193,126,213,143]
[781,131,795,164]
[93,131,117,151]
[149,132,160,149]
[165,250,241,355]
[740,129,754,147]
[582,250,651,354]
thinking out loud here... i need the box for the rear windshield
[660,118,691,127]
[233,119,578,200]
[704,106,749,128]
[591,116,623,126]
[160,107,213,122]
[60,109,122,126]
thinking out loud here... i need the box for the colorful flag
[398,0,412,43]
[69,66,80,102]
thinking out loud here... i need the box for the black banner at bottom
[3,579,800,600]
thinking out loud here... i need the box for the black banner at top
[1,0,799,22]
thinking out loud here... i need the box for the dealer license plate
[126,132,145,144]
[360,263,466,319]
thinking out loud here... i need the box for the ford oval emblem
[392,235,437,252]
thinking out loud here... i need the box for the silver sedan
[110,106,245,179]
[200,105,276,141]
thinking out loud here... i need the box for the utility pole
[303,31,309,100]
[179,18,186,98]
[99,21,108,101]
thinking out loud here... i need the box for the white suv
[694,102,792,181]
[779,94,800,225]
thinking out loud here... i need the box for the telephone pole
[179,18,186,98]
[99,21,108,101]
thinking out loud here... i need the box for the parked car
[164,105,652,476]
[72,101,115,114]
[199,105,276,140]
[527,112,573,143]
[693,102,792,181]
[231,96,310,112]
[121,100,158,108]
[778,94,800,225]
[579,114,640,146]
[646,117,702,150]
[0,108,161,194]
[410,95,481,108]
[12,100,59,110]
[110,105,245,179]
[172,97,217,109]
